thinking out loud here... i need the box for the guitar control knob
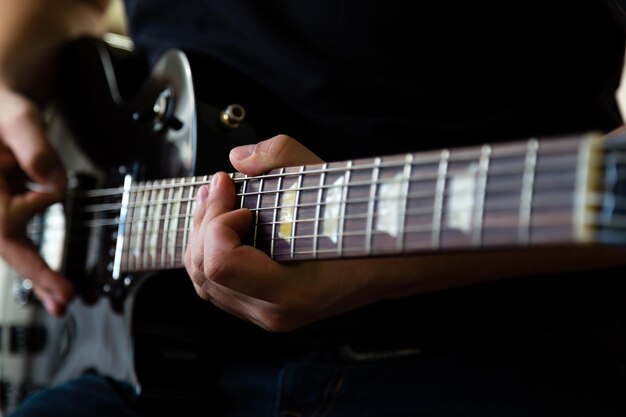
[12,279,34,306]
[220,104,246,129]
[132,87,183,132]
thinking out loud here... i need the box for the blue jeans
[9,343,626,417]
[8,372,140,417]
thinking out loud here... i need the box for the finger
[190,172,238,239]
[229,134,324,176]
[187,173,251,285]
[0,91,66,188]
[204,172,237,219]
[190,276,264,326]
[187,207,253,290]
[12,191,61,226]
[0,237,73,316]
[190,184,210,234]
[0,142,17,170]
[0,174,59,236]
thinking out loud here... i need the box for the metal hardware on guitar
[0,261,139,416]
[0,262,50,415]
[220,104,246,129]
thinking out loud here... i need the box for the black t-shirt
[123,0,626,380]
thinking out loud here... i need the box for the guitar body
[0,36,258,414]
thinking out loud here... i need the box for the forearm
[0,0,112,97]
[311,245,626,316]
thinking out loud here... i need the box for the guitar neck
[114,132,626,274]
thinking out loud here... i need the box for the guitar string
[24,140,626,270]
[26,189,626,248]
[62,144,588,214]
[24,138,623,241]
[25,159,620,234]
[31,214,626,271]
[66,140,587,200]
[69,166,583,215]
[26,179,610,233]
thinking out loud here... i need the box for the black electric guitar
[52,39,626,306]
[3,35,626,412]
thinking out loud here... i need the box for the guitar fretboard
[113,133,625,274]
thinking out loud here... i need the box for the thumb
[229,135,324,176]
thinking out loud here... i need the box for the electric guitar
[2,35,626,413]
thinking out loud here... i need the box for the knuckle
[256,134,293,158]
[193,284,210,302]
[268,134,295,159]
[202,255,227,284]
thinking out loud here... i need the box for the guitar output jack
[220,104,246,129]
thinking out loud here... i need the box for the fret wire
[239,173,248,209]
[432,149,450,249]
[143,181,157,265]
[338,161,352,257]
[123,187,136,272]
[160,179,174,268]
[137,184,150,270]
[366,158,381,255]
[313,163,327,259]
[140,183,149,269]
[270,168,285,259]
[129,186,142,271]
[253,177,264,249]
[150,180,161,269]
[472,145,491,246]
[153,181,166,269]
[519,139,538,244]
[182,177,197,255]
[398,153,413,252]
[171,178,184,267]
[291,167,305,259]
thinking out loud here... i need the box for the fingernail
[230,144,256,162]
[209,173,222,196]
[196,185,209,204]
